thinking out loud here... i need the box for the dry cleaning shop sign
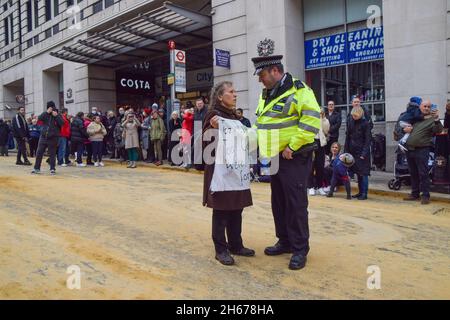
[116,73,153,95]
[304,27,384,69]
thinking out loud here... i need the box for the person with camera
[31,101,64,175]
[403,100,443,205]
[122,112,141,169]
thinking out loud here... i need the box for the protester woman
[203,81,254,266]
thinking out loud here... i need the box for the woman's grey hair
[208,81,233,111]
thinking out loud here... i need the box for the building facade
[212,0,449,170]
[0,0,212,120]
[1,0,449,171]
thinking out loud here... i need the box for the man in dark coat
[325,100,341,154]
[193,97,208,170]
[0,119,10,156]
[12,106,32,165]
[31,101,64,175]
[70,112,87,166]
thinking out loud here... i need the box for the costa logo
[120,78,151,90]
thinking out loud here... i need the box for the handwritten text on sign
[210,118,256,192]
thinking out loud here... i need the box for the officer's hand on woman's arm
[282,147,293,160]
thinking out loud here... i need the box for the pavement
[1,156,449,299]
[102,158,450,204]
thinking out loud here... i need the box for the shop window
[346,0,382,24]
[304,0,345,33]
[305,60,385,122]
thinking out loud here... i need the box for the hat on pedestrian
[339,153,355,167]
[47,101,56,109]
[151,103,158,110]
[251,55,284,75]
[410,96,422,106]
[158,108,165,113]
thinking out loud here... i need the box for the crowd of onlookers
[1,94,448,204]
[0,97,253,172]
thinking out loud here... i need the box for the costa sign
[116,72,153,95]
[120,78,151,90]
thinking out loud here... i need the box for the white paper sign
[210,118,253,192]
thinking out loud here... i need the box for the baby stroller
[388,150,435,190]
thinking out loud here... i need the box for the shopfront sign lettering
[120,78,151,90]
[305,27,384,69]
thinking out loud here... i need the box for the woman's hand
[210,116,220,129]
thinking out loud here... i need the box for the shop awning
[50,1,212,69]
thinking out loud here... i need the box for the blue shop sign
[347,27,384,63]
[305,27,384,69]
[304,32,347,69]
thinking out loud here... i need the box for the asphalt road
[0,156,449,299]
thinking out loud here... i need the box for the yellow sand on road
[0,157,449,299]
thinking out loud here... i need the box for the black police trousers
[270,151,313,256]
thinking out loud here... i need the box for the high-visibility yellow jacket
[254,74,321,158]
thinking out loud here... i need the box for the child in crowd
[323,142,342,192]
[326,153,355,200]
[398,96,423,152]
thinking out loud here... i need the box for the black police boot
[230,247,255,257]
[264,242,292,256]
[215,251,235,266]
[289,254,307,270]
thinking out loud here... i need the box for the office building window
[2,3,7,12]
[53,23,59,35]
[26,1,33,32]
[45,0,51,21]
[45,28,52,39]
[4,18,9,45]
[34,0,39,28]
[105,0,115,8]
[33,34,40,44]
[5,51,10,60]
[67,0,74,6]
[27,38,33,48]
[93,1,103,14]
[53,0,59,16]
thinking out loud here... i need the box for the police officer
[252,55,321,270]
